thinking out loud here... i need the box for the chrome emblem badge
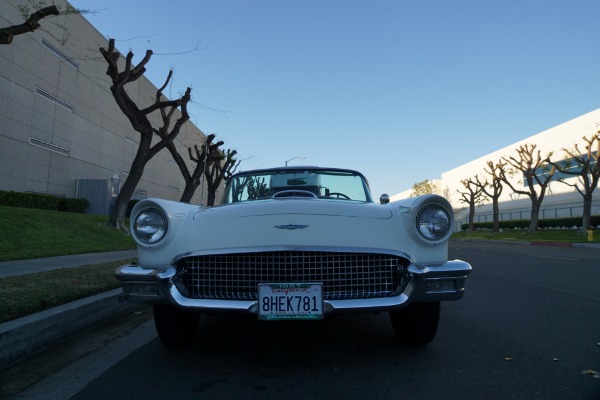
[275,224,309,230]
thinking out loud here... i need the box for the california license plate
[258,283,323,320]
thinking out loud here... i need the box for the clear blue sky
[70,0,600,197]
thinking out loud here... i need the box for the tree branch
[0,5,59,45]
[141,99,182,116]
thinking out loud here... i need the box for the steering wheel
[325,192,351,200]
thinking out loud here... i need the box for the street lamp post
[285,156,306,166]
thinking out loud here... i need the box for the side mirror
[380,194,390,204]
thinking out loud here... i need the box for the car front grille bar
[173,251,409,301]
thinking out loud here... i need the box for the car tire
[389,302,440,345]
[153,304,199,348]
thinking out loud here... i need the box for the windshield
[222,168,372,204]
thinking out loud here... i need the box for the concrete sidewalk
[0,249,137,278]
[0,250,139,370]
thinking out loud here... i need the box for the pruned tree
[0,4,58,45]
[183,134,224,203]
[411,179,437,197]
[457,177,485,232]
[205,148,240,206]
[500,144,556,232]
[164,132,223,204]
[549,131,600,230]
[100,39,192,229]
[473,160,505,232]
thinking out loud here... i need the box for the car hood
[143,199,402,263]
[132,196,450,266]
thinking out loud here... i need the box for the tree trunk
[108,146,149,230]
[582,193,593,230]
[492,198,500,232]
[206,191,217,207]
[529,202,540,232]
[468,204,475,232]
[179,173,201,203]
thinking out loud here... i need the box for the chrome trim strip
[171,245,414,265]
[116,265,176,281]
[169,286,256,312]
[274,224,309,230]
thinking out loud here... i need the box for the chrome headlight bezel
[415,205,452,242]
[132,208,168,245]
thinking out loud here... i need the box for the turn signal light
[129,284,159,296]
[426,279,457,293]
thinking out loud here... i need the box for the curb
[572,242,600,249]
[0,289,137,371]
[530,241,573,247]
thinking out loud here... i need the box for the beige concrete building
[393,108,600,228]
[1,0,210,214]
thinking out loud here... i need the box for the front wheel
[153,304,199,348]
[389,302,440,345]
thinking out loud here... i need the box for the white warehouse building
[393,108,600,228]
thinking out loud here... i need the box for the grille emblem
[275,224,309,230]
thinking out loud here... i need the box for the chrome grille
[173,251,409,301]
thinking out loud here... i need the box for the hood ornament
[275,224,309,230]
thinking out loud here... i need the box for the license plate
[258,283,323,320]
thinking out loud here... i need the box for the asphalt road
[6,241,600,400]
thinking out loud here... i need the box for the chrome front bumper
[115,259,472,314]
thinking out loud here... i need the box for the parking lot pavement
[1,241,598,372]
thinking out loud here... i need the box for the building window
[525,152,598,186]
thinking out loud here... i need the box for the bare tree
[411,179,437,197]
[205,148,239,206]
[164,133,223,203]
[0,5,59,44]
[500,144,556,232]
[457,177,485,232]
[100,39,192,229]
[549,131,600,230]
[474,160,505,232]
[183,135,226,203]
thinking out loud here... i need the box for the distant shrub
[0,190,89,213]
[461,215,600,231]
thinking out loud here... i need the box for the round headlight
[416,205,451,241]
[133,209,168,244]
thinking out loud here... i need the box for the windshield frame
[221,167,373,204]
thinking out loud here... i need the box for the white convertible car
[116,167,471,347]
